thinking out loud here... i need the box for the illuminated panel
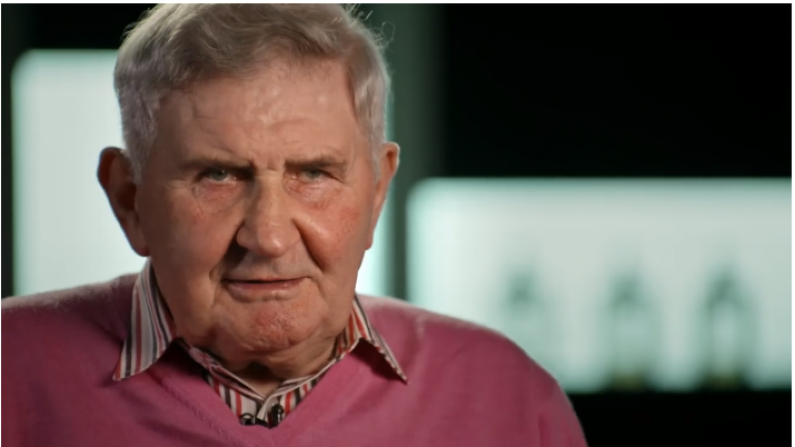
[407,179,790,392]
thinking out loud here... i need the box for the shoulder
[359,295,586,444]
[2,274,137,350]
[358,294,558,393]
[358,294,507,351]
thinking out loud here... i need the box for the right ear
[97,147,150,257]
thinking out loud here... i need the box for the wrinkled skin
[98,60,399,393]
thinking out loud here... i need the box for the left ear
[367,141,400,249]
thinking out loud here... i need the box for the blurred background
[1,4,791,445]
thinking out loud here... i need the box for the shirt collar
[114,259,407,383]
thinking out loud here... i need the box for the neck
[221,337,336,396]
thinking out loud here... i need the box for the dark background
[2,4,791,446]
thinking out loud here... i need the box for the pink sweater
[2,274,587,447]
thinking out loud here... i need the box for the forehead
[158,60,363,152]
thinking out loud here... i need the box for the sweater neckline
[151,343,368,446]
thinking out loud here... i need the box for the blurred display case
[407,179,791,392]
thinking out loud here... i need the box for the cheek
[142,187,243,270]
[302,198,372,270]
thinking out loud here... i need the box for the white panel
[12,50,145,295]
[407,179,791,392]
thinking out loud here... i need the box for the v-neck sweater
[2,274,587,447]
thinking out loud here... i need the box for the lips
[222,277,304,301]
[224,278,297,283]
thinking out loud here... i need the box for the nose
[235,179,299,258]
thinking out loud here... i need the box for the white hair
[114,4,390,182]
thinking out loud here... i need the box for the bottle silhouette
[700,267,754,390]
[608,269,655,391]
[503,270,556,373]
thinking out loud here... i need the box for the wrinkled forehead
[153,60,368,162]
[172,59,352,115]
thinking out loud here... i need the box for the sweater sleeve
[536,381,588,447]
[1,372,23,447]
[455,332,589,447]
[2,303,36,447]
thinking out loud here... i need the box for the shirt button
[239,413,256,426]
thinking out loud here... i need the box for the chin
[224,302,325,351]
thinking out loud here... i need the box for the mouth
[222,277,304,298]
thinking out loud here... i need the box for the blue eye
[302,169,326,181]
[205,168,230,182]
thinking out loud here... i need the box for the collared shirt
[114,260,407,427]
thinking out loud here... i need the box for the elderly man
[2,4,586,446]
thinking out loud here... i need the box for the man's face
[118,61,396,371]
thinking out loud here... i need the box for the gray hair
[115,4,390,183]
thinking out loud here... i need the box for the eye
[300,168,327,182]
[203,168,232,182]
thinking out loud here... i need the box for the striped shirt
[114,260,407,427]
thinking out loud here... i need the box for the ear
[366,141,400,249]
[97,147,150,257]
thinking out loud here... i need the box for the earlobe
[97,147,150,257]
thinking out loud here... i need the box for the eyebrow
[175,154,252,172]
[286,154,349,171]
[175,151,351,175]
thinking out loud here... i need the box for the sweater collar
[113,259,407,383]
